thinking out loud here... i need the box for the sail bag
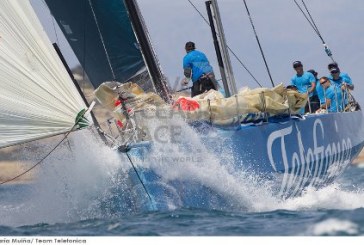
[94,82,307,127]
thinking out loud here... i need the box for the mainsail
[44,0,145,88]
[0,0,89,148]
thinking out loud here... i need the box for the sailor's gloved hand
[181,77,190,86]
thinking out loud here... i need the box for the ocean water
[1,126,364,236]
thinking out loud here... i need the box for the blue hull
[123,111,364,211]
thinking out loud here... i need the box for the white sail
[0,0,89,148]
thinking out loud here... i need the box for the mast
[206,0,237,96]
[123,0,171,103]
[205,1,230,97]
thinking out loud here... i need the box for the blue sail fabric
[45,0,145,88]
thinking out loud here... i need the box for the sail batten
[0,0,89,149]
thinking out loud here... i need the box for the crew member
[290,61,316,113]
[182,41,217,97]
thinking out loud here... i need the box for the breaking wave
[0,117,363,227]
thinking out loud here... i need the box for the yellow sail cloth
[94,82,307,127]
[173,84,307,125]
[94,82,166,127]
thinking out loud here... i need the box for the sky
[31,0,364,105]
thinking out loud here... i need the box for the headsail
[0,0,90,148]
[44,0,145,88]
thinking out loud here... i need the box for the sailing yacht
[1,0,363,210]
[43,0,364,208]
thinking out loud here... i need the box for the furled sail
[44,0,145,88]
[0,0,89,148]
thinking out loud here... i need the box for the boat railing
[95,84,361,148]
[97,115,149,149]
[197,87,360,126]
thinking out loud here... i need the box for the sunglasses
[320,80,329,85]
[293,65,303,69]
[331,71,339,74]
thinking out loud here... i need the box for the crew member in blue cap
[328,63,354,108]
[328,65,354,91]
[290,61,316,113]
[327,62,353,89]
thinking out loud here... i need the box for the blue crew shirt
[325,85,343,112]
[315,80,325,105]
[312,78,318,96]
[328,72,352,86]
[183,50,213,83]
[290,72,315,96]
[328,73,353,105]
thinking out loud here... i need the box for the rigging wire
[23,0,155,206]
[0,132,72,185]
[293,0,336,63]
[82,0,88,82]
[187,0,262,88]
[41,0,60,45]
[301,1,322,38]
[96,126,155,209]
[42,0,88,92]
[50,14,60,45]
[242,0,275,87]
[293,0,322,41]
[125,151,154,207]
[88,0,116,80]
[0,111,88,186]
